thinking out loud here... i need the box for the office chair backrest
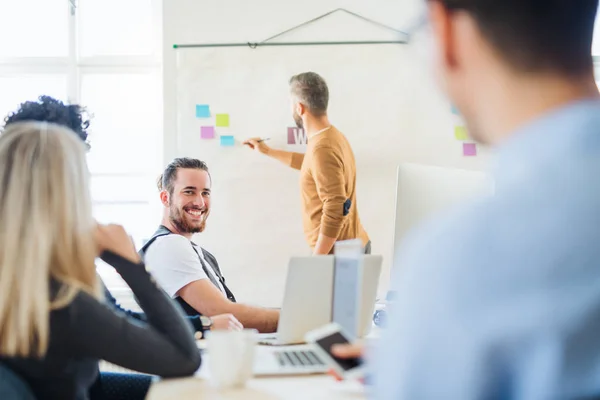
[0,362,36,400]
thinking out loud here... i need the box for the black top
[0,251,201,400]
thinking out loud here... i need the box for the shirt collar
[309,125,332,139]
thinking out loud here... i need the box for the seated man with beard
[140,158,279,333]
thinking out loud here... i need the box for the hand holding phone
[305,323,364,380]
[331,343,364,359]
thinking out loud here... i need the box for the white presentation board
[174,44,488,306]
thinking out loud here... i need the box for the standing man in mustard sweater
[244,72,370,255]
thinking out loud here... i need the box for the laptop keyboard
[274,349,325,367]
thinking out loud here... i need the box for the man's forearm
[227,303,279,333]
[313,233,337,255]
[179,280,279,333]
[203,301,279,333]
[266,148,304,170]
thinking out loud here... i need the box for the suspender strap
[139,225,236,303]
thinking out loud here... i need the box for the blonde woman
[0,122,200,400]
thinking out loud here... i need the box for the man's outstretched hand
[243,137,270,155]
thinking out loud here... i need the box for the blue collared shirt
[372,99,600,400]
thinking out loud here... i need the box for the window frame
[0,0,163,238]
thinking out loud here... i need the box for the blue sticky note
[220,135,234,146]
[196,105,210,118]
[451,105,460,115]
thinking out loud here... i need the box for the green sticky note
[454,126,468,141]
[216,114,229,127]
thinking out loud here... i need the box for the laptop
[196,341,328,377]
[257,255,383,346]
[253,254,382,375]
[258,255,334,346]
[253,344,329,376]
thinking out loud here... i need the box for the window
[0,74,68,117]
[0,0,163,293]
[79,0,156,57]
[0,1,69,57]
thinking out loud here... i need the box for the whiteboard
[174,44,488,306]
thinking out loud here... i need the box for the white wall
[162,0,492,306]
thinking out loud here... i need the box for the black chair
[0,362,36,400]
[90,372,153,400]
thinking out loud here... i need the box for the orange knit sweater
[290,126,369,251]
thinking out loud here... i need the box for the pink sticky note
[463,143,477,156]
[287,127,307,145]
[201,126,215,139]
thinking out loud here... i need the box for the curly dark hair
[3,95,91,149]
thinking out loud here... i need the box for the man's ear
[159,190,169,207]
[296,102,305,116]
[428,0,458,70]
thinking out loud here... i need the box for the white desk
[146,342,367,400]
[147,375,366,400]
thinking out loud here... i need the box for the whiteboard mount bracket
[172,8,410,49]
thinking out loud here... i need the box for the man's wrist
[200,315,213,330]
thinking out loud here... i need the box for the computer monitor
[392,163,494,275]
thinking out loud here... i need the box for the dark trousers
[89,372,152,400]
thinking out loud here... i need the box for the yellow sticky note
[216,114,229,127]
[454,126,468,141]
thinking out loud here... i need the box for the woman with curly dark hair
[3,95,91,150]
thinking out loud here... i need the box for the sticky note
[463,143,477,156]
[216,114,229,127]
[201,126,215,139]
[196,105,210,118]
[288,127,307,145]
[454,126,468,141]
[287,127,297,144]
[451,105,460,115]
[220,135,234,146]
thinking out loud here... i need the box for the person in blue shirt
[337,0,600,399]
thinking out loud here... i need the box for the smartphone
[305,323,364,380]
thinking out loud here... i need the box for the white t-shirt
[144,234,225,298]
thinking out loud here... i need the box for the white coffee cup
[207,328,257,388]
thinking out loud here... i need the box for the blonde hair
[0,122,100,358]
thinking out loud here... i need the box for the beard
[169,203,208,234]
[293,111,303,129]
